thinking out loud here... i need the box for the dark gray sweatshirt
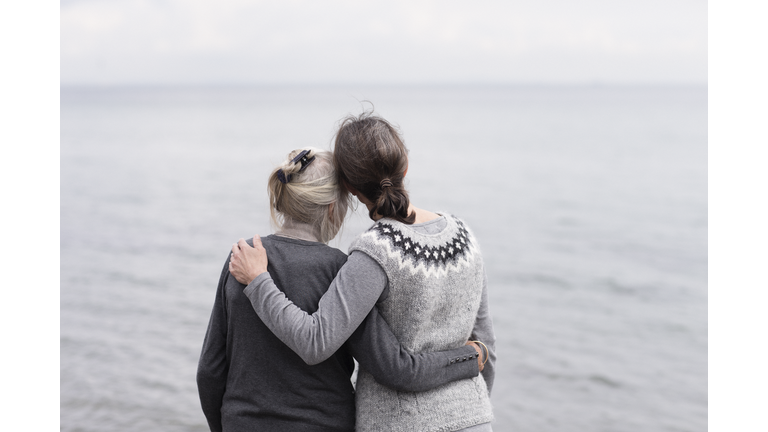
[197,235,478,432]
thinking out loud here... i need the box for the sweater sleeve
[196,257,230,432]
[243,248,483,394]
[471,271,496,395]
[347,305,480,392]
[243,251,387,365]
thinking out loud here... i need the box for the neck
[276,218,321,242]
[410,204,441,224]
[367,202,440,224]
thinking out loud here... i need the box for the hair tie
[380,178,393,188]
[277,150,316,184]
[277,169,289,184]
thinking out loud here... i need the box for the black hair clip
[277,169,290,184]
[277,150,316,184]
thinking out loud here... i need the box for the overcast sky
[61,0,707,85]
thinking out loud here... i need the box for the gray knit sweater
[243,215,496,431]
[350,215,494,432]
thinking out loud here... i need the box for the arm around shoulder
[242,251,388,365]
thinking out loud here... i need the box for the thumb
[252,234,263,249]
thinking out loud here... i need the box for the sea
[60,84,707,432]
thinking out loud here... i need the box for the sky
[60,0,707,85]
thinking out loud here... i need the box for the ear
[328,201,335,219]
[403,164,408,178]
[343,180,359,196]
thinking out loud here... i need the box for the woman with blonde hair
[231,114,496,431]
[197,147,484,432]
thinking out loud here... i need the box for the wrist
[243,272,272,298]
[249,269,267,283]
[245,271,270,286]
[469,340,488,372]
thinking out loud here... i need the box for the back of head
[333,112,416,224]
[267,147,349,243]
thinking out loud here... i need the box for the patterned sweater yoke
[349,214,493,432]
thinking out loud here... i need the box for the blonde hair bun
[267,147,349,243]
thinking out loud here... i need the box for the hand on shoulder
[229,235,269,285]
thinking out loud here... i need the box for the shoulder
[447,214,475,238]
[348,214,479,270]
[244,235,260,248]
[241,234,347,263]
[321,244,349,268]
[349,220,396,250]
[445,213,482,252]
[347,221,394,265]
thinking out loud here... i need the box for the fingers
[230,242,242,268]
[467,341,484,372]
[238,238,252,251]
[252,234,262,248]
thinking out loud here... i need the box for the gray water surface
[61,85,707,432]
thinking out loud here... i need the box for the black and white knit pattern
[367,217,473,266]
[356,215,481,280]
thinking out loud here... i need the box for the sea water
[60,85,707,431]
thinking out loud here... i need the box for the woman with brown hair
[197,147,485,432]
[230,113,496,431]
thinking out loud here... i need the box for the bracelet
[470,340,490,366]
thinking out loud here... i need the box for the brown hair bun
[333,112,415,224]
